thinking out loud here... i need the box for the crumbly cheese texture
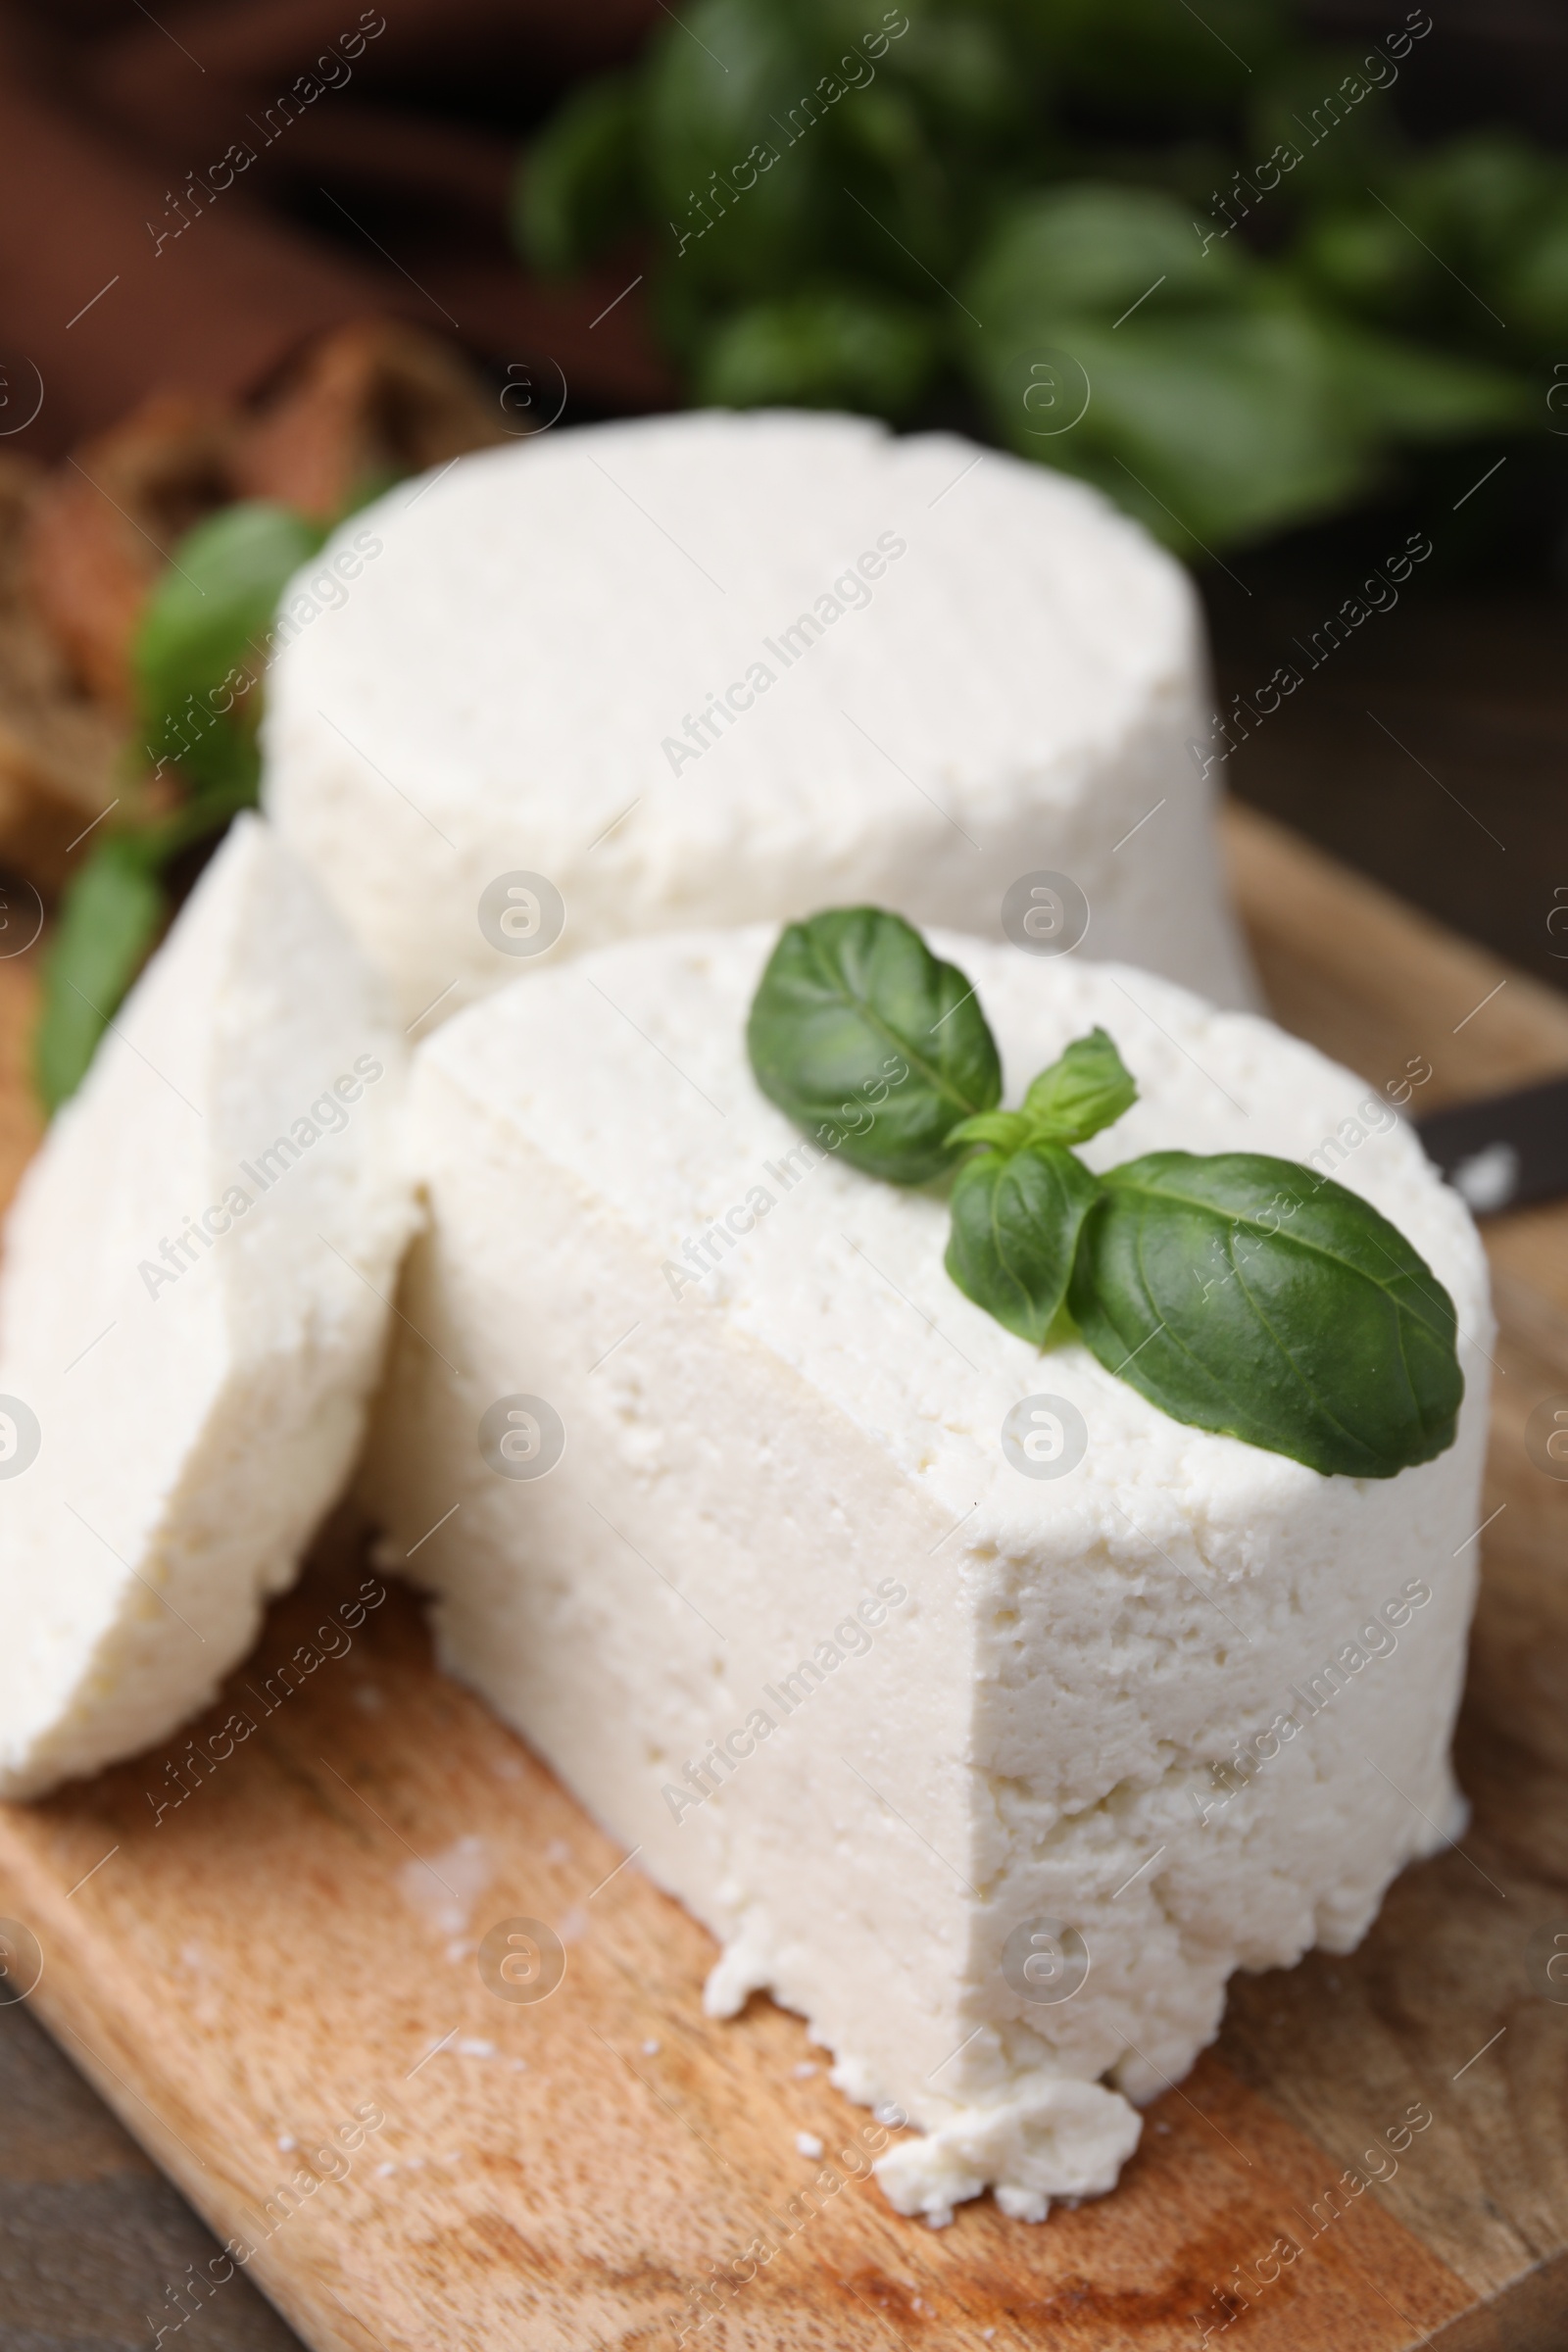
[361,929,1490,2226]
[261,410,1253,1028]
[0,817,415,1796]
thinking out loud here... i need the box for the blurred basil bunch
[515,0,1557,556]
[35,501,333,1110]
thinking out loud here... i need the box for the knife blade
[1416,1073,1568,1216]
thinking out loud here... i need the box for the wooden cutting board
[2,804,1568,2352]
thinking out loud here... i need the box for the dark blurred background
[1,1,1566,2342]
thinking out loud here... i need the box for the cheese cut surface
[363,928,1491,2225]
[261,409,1253,1029]
[0,816,415,1797]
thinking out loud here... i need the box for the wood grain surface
[2,804,1567,2352]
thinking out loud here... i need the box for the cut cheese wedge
[362,925,1490,2225]
[261,410,1254,1030]
[0,814,415,1796]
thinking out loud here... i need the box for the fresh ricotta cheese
[261,410,1254,1029]
[361,927,1490,2225]
[0,816,414,1796]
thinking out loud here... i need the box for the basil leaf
[642,0,819,300]
[949,1028,1135,1154]
[747,906,1001,1183]
[1068,1152,1463,1478]
[31,776,259,1110]
[959,186,1521,556]
[947,1109,1033,1153]
[965,183,1237,325]
[691,289,938,419]
[134,501,324,790]
[514,74,642,275]
[1019,1026,1137,1144]
[34,837,164,1112]
[946,1141,1102,1347]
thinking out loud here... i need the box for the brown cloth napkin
[0,0,673,457]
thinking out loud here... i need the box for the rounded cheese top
[263,410,1249,1025]
[416,924,1490,1544]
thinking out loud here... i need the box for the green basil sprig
[747,907,1463,1479]
[516,0,1541,565]
[35,484,396,1113]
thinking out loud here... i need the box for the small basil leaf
[1068,1152,1462,1478]
[946,1141,1102,1346]
[34,836,164,1112]
[134,501,325,786]
[1021,1026,1138,1144]
[691,288,939,420]
[947,1109,1033,1153]
[747,906,1001,1184]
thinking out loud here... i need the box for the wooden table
[2,805,1568,2352]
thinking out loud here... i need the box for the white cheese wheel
[0,816,415,1795]
[362,925,1490,2226]
[261,410,1253,1029]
